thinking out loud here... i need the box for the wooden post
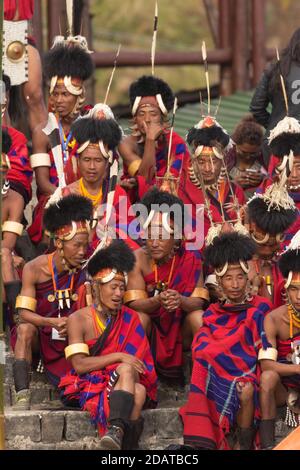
[47,0,66,48]
[252,0,266,87]
[80,0,94,105]
[32,0,44,53]
[218,0,232,95]
[232,0,249,92]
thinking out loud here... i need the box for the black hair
[140,187,184,228]
[204,232,257,269]
[43,194,93,233]
[247,197,297,235]
[187,125,230,149]
[129,75,174,112]
[279,249,300,278]
[87,240,135,277]
[269,133,300,159]
[44,43,94,81]
[71,118,122,150]
[2,74,11,93]
[2,128,12,154]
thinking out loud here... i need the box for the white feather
[268,116,300,144]
[66,0,73,35]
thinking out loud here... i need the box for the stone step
[4,407,183,450]
[4,406,292,450]
[5,380,188,409]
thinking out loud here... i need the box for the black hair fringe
[71,118,122,150]
[247,197,297,235]
[204,232,257,269]
[129,75,174,112]
[279,249,300,278]
[87,240,135,277]
[186,126,230,148]
[44,44,94,81]
[43,194,93,233]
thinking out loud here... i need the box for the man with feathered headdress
[180,231,271,450]
[27,27,94,245]
[180,115,246,244]
[259,115,300,248]
[46,107,138,252]
[246,175,297,308]
[258,230,300,449]
[118,75,190,203]
[124,188,207,384]
[59,240,157,450]
[11,194,93,410]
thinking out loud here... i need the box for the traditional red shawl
[59,306,157,436]
[6,126,33,204]
[11,268,86,385]
[180,300,269,450]
[144,247,202,382]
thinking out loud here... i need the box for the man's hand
[143,121,164,141]
[120,178,137,190]
[13,255,25,270]
[234,172,251,188]
[51,317,68,338]
[159,289,182,311]
[246,170,263,186]
[119,353,146,374]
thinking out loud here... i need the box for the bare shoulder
[134,247,147,266]
[26,254,48,270]
[269,305,286,321]
[69,306,91,323]
[268,305,286,331]
[120,134,135,147]
[118,135,138,156]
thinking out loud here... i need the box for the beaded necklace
[47,252,78,310]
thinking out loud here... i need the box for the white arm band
[2,221,24,236]
[258,347,278,362]
[30,153,51,168]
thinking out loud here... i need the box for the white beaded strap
[2,221,24,236]
[30,153,51,168]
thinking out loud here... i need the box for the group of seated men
[2,24,300,451]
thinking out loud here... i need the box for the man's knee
[117,363,137,377]
[238,382,254,403]
[260,370,280,393]
[17,323,37,343]
[134,383,146,406]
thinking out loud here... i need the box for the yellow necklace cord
[79,178,103,207]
